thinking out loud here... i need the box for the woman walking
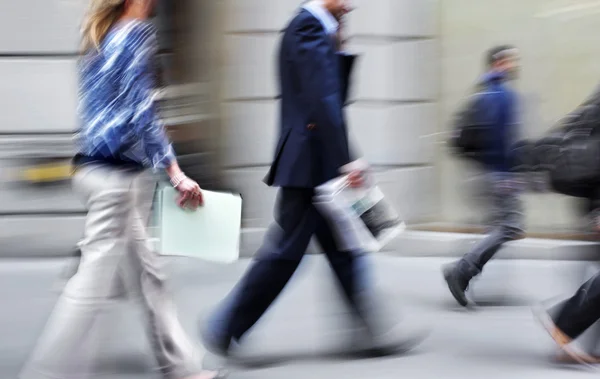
[19,1,223,378]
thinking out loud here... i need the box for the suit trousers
[20,165,201,379]
[552,270,600,341]
[207,188,383,342]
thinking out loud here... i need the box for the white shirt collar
[302,1,339,35]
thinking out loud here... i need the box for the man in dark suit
[201,0,423,356]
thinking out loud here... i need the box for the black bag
[536,104,600,197]
[548,133,600,198]
[449,91,489,163]
[511,139,535,173]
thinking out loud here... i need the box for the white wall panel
[0,59,78,133]
[349,0,438,37]
[348,41,392,101]
[391,41,438,100]
[222,101,279,167]
[348,103,437,165]
[223,35,279,99]
[374,167,437,222]
[225,0,299,32]
[0,0,86,53]
[223,167,276,227]
[351,40,438,101]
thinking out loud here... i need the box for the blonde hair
[81,0,126,52]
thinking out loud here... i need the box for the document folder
[156,186,242,263]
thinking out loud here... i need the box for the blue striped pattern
[77,20,174,169]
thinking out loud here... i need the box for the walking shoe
[369,326,430,357]
[553,351,600,364]
[533,305,598,367]
[200,324,233,357]
[442,263,470,307]
[182,370,228,379]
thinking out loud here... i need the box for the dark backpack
[520,103,600,198]
[547,104,600,197]
[449,90,490,163]
[548,137,600,198]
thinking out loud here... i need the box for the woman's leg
[19,166,136,379]
[125,171,220,379]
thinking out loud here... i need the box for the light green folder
[156,186,242,263]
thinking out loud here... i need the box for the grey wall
[220,0,440,232]
[438,0,600,230]
[0,0,83,133]
[9,0,598,258]
[0,0,87,257]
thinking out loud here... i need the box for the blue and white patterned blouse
[76,20,174,169]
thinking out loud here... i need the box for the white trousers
[20,165,201,379]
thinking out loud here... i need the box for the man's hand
[347,170,364,188]
[335,17,348,51]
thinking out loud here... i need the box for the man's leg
[202,188,318,354]
[444,175,524,306]
[315,217,426,353]
[456,227,517,281]
[565,261,600,359]
[314,218,373,326]
[551,272,600,341]
[534,272,600,364]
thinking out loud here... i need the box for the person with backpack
[443,45,524,307]
[531,86,600,364]
[533,199,600,364]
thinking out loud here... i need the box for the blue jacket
[77,21,174,170]
[263,9,355,188]
[478,71,519,173]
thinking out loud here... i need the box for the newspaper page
[314,162,405,252]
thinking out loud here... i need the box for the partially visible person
[200,0,425,358]
[533,84,600,365]
[535,269,600,365]
[443,45,525,307]
[19,1,223,378]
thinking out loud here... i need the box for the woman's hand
[176,177,204,210]
[166,163,204,210]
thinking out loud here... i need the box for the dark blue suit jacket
[264,9,356,189]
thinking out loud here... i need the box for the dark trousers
[550,200,600,349]
[208,188,374,341]
[458,173,524,280]
[552,270,600,341]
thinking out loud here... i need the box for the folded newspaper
[313,161,405,253]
